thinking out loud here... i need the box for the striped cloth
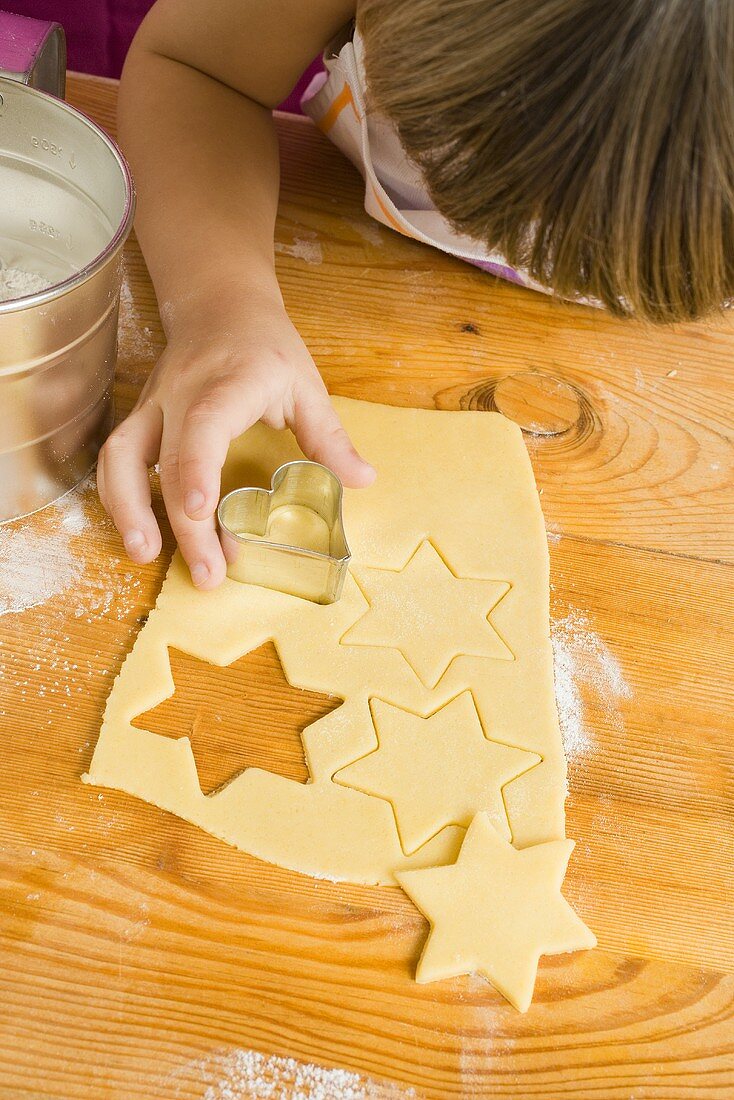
[302,26,555,297]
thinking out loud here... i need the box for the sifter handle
[0,10,66,98]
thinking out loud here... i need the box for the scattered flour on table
[0,266,51,302]
[344,217,384,246]
[0,489,90,614]
[119,257,156,361]
[275,235,323,265]
[175,1047,416,1100]
[0,477,142,622]
[0,477,144,724]
[551,609,632,766]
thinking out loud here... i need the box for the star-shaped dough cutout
[132,643,342,795]
[396,813,597,1012]
[341,540,513,688]
[333,692,539,853]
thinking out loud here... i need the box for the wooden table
[1,73,732,1100]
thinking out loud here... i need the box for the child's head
[359,0,734,323]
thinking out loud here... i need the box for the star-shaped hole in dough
[132,642,342,795]
[341,540,514,688]
[396,813,597,1012]
[333,692,540,854]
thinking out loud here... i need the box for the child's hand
[97,298,375,589]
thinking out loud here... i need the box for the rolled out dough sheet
[84,398,567,885]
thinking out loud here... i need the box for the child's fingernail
[124,530,146,553]
[185,490,206,516]
[190,562,209,586]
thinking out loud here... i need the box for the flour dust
[275,234,323,265]
[161,1046,416,1100]
[0,475,144,623]
[0,265,51,302]
[0,477,144,725]
[0,485,91,615]
[551,608,631,767]
[119,257,157,362]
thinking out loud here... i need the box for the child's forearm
[99,0,371,590]
[119,37,283,339]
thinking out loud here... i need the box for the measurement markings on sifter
[30,134,64,157]
[29,132,78,171]
[28,218,73,251]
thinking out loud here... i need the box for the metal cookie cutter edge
[217,460,351,605]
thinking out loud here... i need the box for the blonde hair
[358,0,734,322]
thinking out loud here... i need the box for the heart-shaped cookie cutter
[217,460,351,604]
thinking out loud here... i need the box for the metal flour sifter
[0,11,135,522]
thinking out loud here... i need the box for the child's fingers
[292,381,376,489]
[97,406,164,564]
[158,416,228,590]
[177,387,258,521]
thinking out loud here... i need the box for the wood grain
[0,72,731,1099]
[132,642,340,794]
[2,845,733,1100]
